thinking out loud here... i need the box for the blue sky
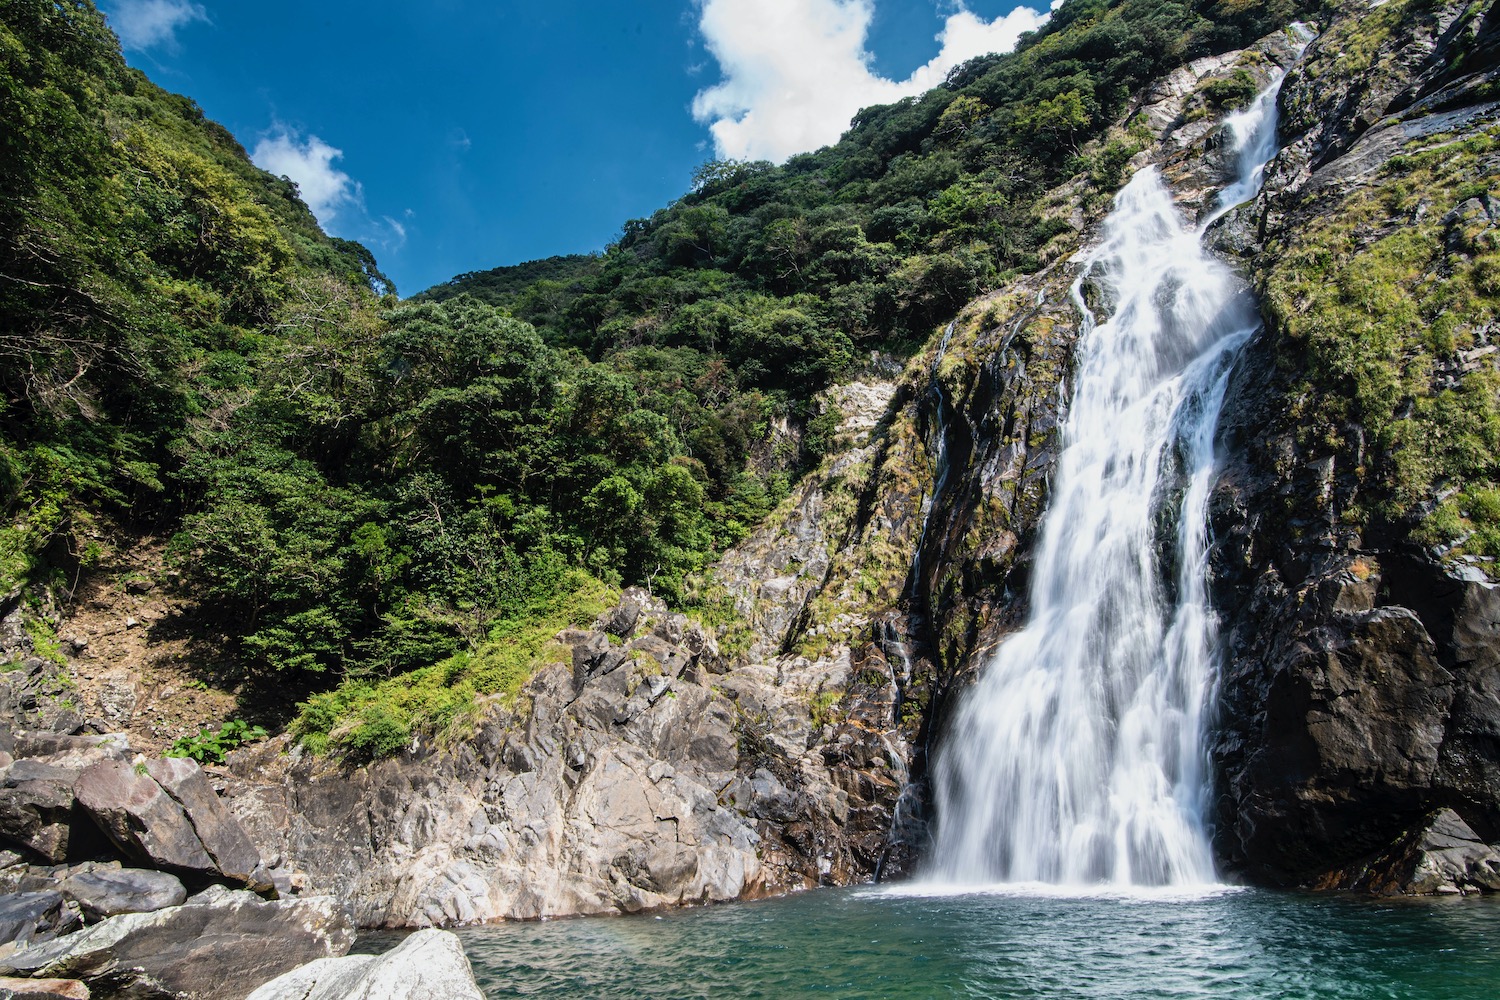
[104,0,1050,296]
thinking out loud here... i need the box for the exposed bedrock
[1206,0,1500,890]
[223,587,912,926]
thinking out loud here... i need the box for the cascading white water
[929,70,1295,888]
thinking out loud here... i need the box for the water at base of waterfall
[926,68,1295,888]
[453,888,1500,1000]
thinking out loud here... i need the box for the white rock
[247,928,484,1000]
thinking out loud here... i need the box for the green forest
[1,0,1314,758]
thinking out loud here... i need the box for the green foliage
[0,0,1331,745]
[293,573,616,760]
[803,405,845,464]
[1265,121,1500,563]
[809,688,844,730]
[1198,68,1260,111]
[21,615,65,666]
[430,0,1319,390]
[167,719,269,764]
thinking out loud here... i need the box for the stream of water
[390,57,1500,1000]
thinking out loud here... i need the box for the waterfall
[928,69,1294,888]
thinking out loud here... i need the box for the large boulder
[72,760,266,889]
[246,929,484,1000]
[0,886,354,1000]
[1322,809,1500,896]
[142,759,265,888]
[73,761,214,874]
[60,869,186,920]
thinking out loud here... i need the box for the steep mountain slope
[228,3,1500,920]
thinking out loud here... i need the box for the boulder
[0,766,79,864]
[1344,810,1500,896]
[246,929,483,1000]
[72,760,266,889]
[142,759,266,888]
[0,892,79,948]
[1,887,354,1000]
[0,977,89,999]
[73,761,215,874]
[60,869,186,920]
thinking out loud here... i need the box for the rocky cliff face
[875,0,1500,897]
[220,382,923,926]
[1204,0,1500,890]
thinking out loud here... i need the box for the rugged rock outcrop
[197,19,1447,919]
[1205,0,1500,888]
[0,893,78,952]
[224,581,911,925]
[73,759,269,891]
[0,888,354,1000]
[8,1,1493,931]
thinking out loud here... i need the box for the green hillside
[1,0,1316,758]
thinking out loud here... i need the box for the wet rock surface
[1206,0,1500,888]
[1319,808,1500,895]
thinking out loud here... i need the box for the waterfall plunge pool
[452,886,1500,998]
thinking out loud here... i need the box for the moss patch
[1263,123,1500,563]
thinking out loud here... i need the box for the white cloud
[382,216,408,251]
[251,128,362,226]
[105,0,208,52]
[692,0,1050,162]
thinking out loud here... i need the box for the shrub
[167,719,269,764]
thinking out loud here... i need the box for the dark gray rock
[0,768,77,864]
[1203,0,1500,890]
[0,891,79,948]
[73,761,215,875]
[594,587,655,638]
[61,869,186,920]
[0,887,354,1000]
[142,759,266,889]
[9,737,119,762]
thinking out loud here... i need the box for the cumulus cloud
[252,128,362,226]
[692,0,1050,162]
[105,0,208,52]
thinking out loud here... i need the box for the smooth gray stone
[61,868,186,919]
